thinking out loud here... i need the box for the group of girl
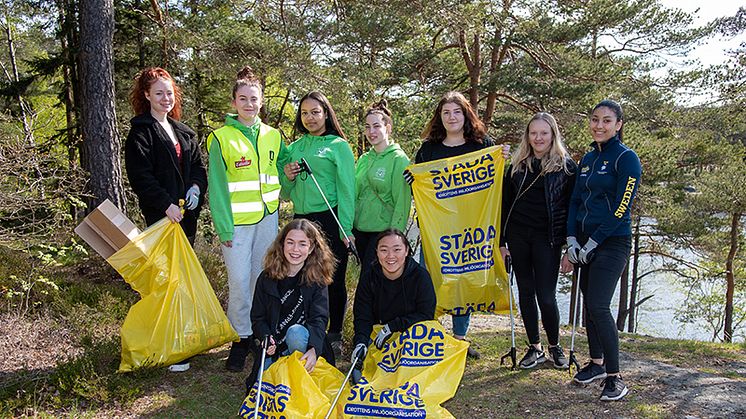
[124,65,640,402]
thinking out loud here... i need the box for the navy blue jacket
[567,135,641,244]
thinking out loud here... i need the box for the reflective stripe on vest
[212,123,282,225]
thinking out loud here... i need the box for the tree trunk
[723,212,740,342]
[78,0,125,210]
[628,217,641,333]
[617,260,629,331]
[2,13,33,144]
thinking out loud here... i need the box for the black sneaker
[548,345,569,369]
[600,375,629,401]
[466,345,481,359]
[225,338,251,372]
[519,345,546,369]
[573,362,607,384]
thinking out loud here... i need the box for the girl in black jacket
[350,229,436,383]
[250,218,335,376]
[124,67,207,373]
[124,67,207,244]
[499,112,577,370]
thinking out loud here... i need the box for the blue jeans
[419,245,470,337]
[263,324,309,370]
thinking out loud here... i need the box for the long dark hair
[293,91,346,139]
[421,91,486,144]
[592,99,624,141]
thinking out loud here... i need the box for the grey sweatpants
[222,212,278,337]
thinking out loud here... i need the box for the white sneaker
[168,362,190,372]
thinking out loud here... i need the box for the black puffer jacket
[250,270,329,353]
[500,157,577,247]
[124,113,207,236]
[352,257,436,346]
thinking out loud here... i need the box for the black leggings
[353,229,381,275]
[295,209,349,335]
[506,228,562,346]
[579,234,631,374]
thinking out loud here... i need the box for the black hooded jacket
[352,256,436,346]
[124,113,207,236]
[250,270,329,353]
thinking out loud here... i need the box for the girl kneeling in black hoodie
[247,219,336,390]
[351,229,436,383]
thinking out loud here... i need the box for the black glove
[351,343,367,368]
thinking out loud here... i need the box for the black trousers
[506,227,562,346]
[294,208,349,335]
[353,229,381,275]
[579,234,631,374]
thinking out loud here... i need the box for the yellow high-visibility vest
[209,123,282,225]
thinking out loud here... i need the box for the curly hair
[263,219,336,286]
[129,67,182,120]
[421,91,486,144]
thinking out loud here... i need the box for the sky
[659,0,744,67]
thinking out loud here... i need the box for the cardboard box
[75,199,141,259]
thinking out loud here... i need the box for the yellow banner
[409,146,511,315]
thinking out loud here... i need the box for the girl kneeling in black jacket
[350,229,436,383]
[249,219,336,381]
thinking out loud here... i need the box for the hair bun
[236,66,256,81]
[370,99,391,116]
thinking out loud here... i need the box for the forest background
[0,0,744,415]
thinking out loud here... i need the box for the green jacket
[279,133,356,238]
[354,143,412,232]
[208,115,288,242]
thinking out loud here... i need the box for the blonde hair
[263,219,335,286]
[510,112,572,176]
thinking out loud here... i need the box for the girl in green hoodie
[279,91,356,358]
[353,100,412,272]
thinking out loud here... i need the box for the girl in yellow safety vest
[207,66,288,372]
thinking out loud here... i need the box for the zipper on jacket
[581,143,602,233]
[503,169,528,240]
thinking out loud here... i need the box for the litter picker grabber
[500,255,517,370]
[253,336,269,419]
[324,350,361,419]
[568,266,582,375]
[297,157,360,264]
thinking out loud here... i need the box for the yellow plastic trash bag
[408,146,512,315]
[108,218,238,372]
[339,321,468,418]
[239,352,337,418]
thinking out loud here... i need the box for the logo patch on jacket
[580,166,590,176]
[235,156,251,168]
[375,167,386,180]
[315,147,332,158]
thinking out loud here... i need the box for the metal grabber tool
[253,336,269,419]
[500,255,517,370]
[324,350,362,419]
[297,157,360,264]
[568,266,582,375]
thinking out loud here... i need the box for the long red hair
[129,67,182,120]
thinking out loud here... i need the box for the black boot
[226,337,251,372]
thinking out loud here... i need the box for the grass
[1,238,745,418]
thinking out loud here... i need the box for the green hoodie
[354,143,412,232]
[208,115,288,242]
[279,133,356,238]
